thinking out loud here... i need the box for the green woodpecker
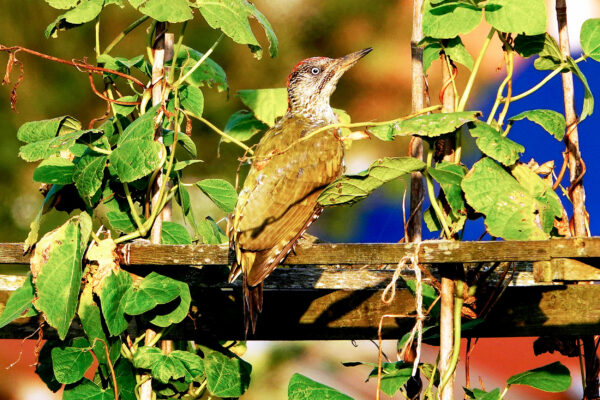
[229,48,372,333]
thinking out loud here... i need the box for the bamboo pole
[555,2,597,398]
[140,23,174,400]
[438,56,456,400]
[555,0,587,238]
[407,0,426,242]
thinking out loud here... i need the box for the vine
[0,1,599,400]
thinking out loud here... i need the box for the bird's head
[286,48,372,121]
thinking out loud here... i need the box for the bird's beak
[335,47,373,72]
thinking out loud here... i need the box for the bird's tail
[243,273,263,335]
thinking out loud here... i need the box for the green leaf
[485,0,546,35]
[427,161,467,215]
[422,1,482,39]
[318,157,426,206]
[118,106,159,144]
[78,285,112,366]
[179,85,204,119]
[566,57,594,122]
[461,157,553,240]
[123,272,181,315]
[174,159,203,171]
[51,341,94,384]
[510,164,562,232]
[509,109,566,141]
[108,139,162,182]
[204,348,252,397]
[134,347,203,384]
[63,378,114,400]
[0,274,35,329]
[73,150,107,200]
[581,18,600,62]
[161,221,192,244]
[196,0,278,59]
[46,0,79,9]
[507,362,571,392]
[123,272,190,328]
[196,179,238,213]
[369,111,480,140]
[464,387,502,400]
[137,0,193,22]
[103,195,138,235]
[148,278,190,327]
[513,34,546,58]
[367,362,413,396]
[98,269,133,336]
[468,121,523,166]
[33,156,75,185]
[32,215,89,339]
[224,110,268,142]
[405,280,440,318]
[177,46,228,92]
[176,183,199,238]
[112,95,138,116]
[420,36,474,71]
[45,0,104,38]
[114,359,136,400]
[237,88,287,127]
[19,130,87,162]
[198,216,229,244]
[17,115,80,143]
[288,373,353,400]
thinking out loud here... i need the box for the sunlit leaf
[507,362,571,392]
[509,109,566,141]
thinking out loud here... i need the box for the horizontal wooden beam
[1,282,599,340]
[2,238,600,266]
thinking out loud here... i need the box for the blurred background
[0,0,599,399]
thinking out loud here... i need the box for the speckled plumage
[229,48,372,333]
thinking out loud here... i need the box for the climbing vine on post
[0,1,277,399]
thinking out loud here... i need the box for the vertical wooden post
[555,2,597,398]
[438,57,456,400]
[555,0,587,238]
[140,23,174,400]
[407,0,426,242]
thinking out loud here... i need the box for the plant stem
[506,66,563,102]
[457,28,495,111]
[425,148,452,239]
[486,38,514,125]
[87,144,112,155]
[123,183,147,236]
[95,19,101,58]
[175,33,224,86]
[104,16,149,55]
[196,115,253,154]
[250,105,442,161]
[496,49,514,127]
[504,55,586,103]
[168,21,187,85]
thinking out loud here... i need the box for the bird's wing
[233,116,343,252]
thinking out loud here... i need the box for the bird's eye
[311,67,320,75]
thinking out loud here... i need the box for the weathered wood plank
[1,283,599,340]
[2,238,600,266]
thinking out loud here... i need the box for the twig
[0,44,145,87]
[457,28,495,111]
[103,16,149,55]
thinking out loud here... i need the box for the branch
[0,44,146,87]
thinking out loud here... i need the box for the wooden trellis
[0,238,599,340]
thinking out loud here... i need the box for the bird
[229,48,372,333]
